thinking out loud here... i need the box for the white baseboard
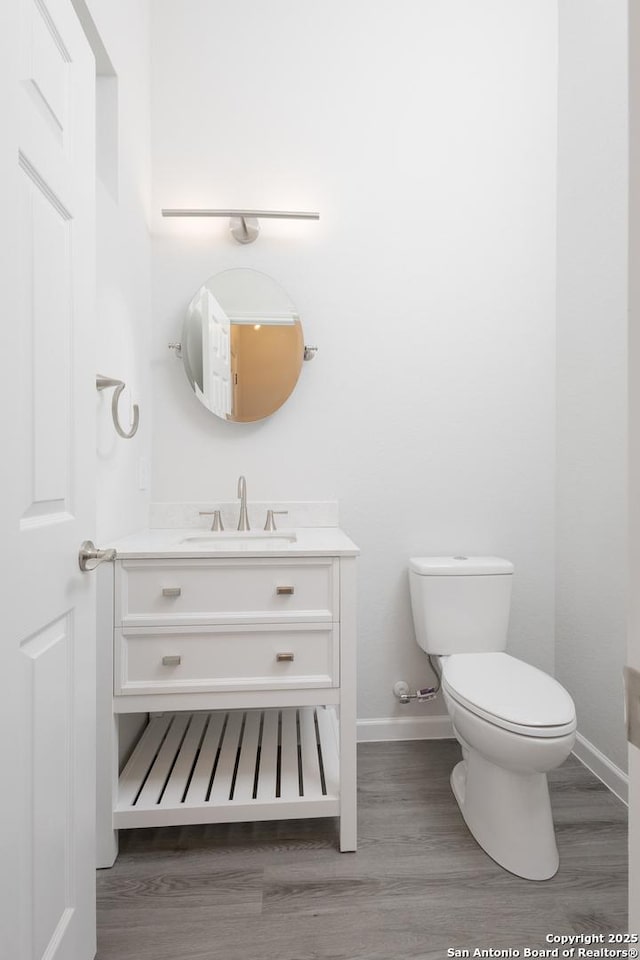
[572,732,628,805]
[357,715,454,742]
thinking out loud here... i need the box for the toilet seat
[442,652,576,738]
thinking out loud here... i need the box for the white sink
[179,530,297,548]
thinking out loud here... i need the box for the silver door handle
[78,540,116,572]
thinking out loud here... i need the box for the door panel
[21,613,75,960]
[27,1,70,141]
[19,154,73,524]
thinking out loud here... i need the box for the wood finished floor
[96,740,628,960]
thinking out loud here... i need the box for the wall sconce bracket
[230,215,260,244]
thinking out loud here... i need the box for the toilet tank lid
[409,556,514,576]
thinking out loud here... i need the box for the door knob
[78,540,116,572]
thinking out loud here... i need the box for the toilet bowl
[440,652,576,880]
[409,556,576,881]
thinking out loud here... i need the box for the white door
[0,0,97,958]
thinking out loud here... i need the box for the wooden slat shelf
[115,706,340,829]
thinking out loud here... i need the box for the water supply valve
[393,680,439,705]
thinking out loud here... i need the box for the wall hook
[96,374,140,439]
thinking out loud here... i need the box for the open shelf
[115,706,340,828]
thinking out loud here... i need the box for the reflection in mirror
[182,269,304,422]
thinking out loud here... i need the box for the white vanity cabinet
[97,529,358,867]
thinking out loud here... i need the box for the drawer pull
[162,587,182,597]
[162,655,182,666]
[276,652,295,662]
[276,585,294,595]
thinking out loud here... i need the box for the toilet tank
[409,556,514,656]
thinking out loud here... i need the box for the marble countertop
[106,527,359,559]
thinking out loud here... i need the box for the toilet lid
[442,653,576,736]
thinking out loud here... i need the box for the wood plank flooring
[96,740,628,960]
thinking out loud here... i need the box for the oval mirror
[182,268,304,422]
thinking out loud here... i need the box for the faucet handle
[264,509,288,531]
[199,510,224,531]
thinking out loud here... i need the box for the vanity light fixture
[161,208,320,244]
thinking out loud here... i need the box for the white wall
[628,0,640,927]
[150,0,559,720]
[81,0,152,542]
[555,0,628,772]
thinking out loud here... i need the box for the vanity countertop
[106,526,359,559]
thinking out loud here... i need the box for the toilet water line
[427,655,442,695]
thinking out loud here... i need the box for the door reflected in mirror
[182,268,304,422]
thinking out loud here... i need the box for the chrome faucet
[237,475,250,530]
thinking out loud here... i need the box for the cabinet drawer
[116,558,337,626]
[115,623,338,695]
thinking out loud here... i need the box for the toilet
[409,556,576,881]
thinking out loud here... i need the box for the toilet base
[450,755,559,881]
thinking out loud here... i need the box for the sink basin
[179,530,297,549]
